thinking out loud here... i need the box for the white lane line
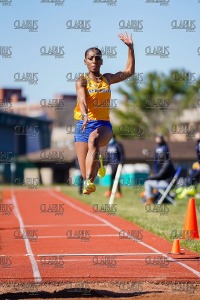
[24,224,108,228]
[12,193,42,283]
[35,258,164,262]
[48,190,200,278]
[39,234,118,239]
[37,252,163,257]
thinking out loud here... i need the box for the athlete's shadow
[0,288,163,299]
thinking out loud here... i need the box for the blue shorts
[74,120,112,143]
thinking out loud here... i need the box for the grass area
[61,184,200,254]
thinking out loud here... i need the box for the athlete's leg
[86,126,113,182]
[75,142,88,180]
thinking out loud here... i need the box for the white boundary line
[39,234,119,239]
[24,223,108,228]
[35,258,166,262]
[48,190,200,278]
[37,252,163,257]
[12,193,42,283]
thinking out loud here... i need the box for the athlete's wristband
[82,113,88,119]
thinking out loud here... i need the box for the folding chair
[157,166,182,205]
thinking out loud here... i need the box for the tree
[114,70,200,139]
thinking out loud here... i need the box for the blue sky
[0,0,199,103]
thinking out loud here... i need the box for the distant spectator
[104,135,124,198]
[153,134,170,175]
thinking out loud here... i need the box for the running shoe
[83,179,96,195]
[97,154,106,178]
[177,186,196,199]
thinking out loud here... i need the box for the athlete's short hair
[85,47,102,58]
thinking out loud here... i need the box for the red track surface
[1,188,200,284]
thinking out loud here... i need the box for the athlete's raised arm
[104,32,135,84]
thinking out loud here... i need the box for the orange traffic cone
[182,198,199,239]
[169,239,184,255]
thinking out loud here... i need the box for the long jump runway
[1,188,200,285]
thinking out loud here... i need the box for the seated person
[144,150,176,204]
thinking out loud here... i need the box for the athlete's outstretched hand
[118,32,133,48]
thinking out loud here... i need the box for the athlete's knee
[88,134,99,148]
